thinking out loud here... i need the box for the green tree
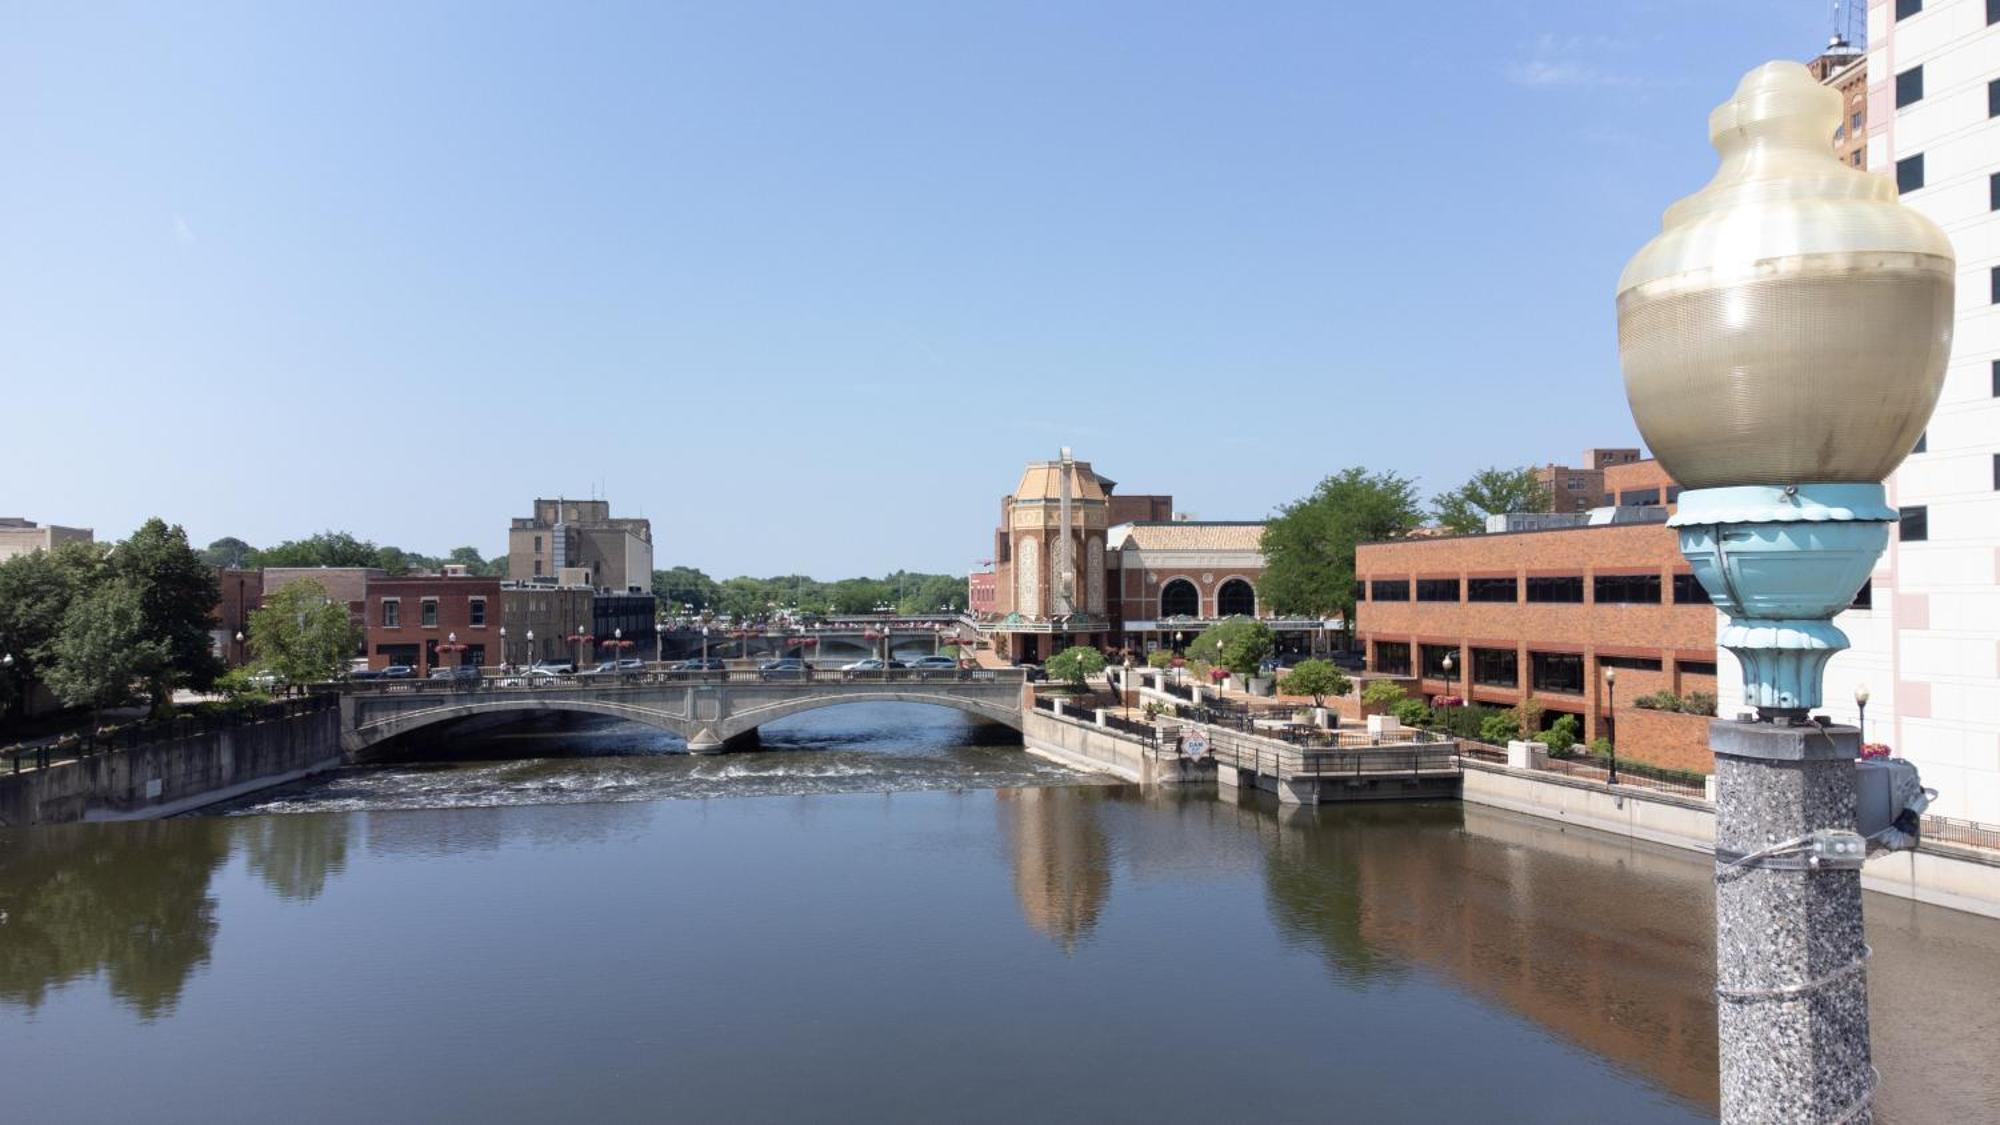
[1479,711,1523,744]
[200,536,256,569]
[1045,645,1107,688]
[1187,617,1275,675]
[114,519,223,708]
[0,542,109,723]
[1145,649,1174,670]
[653,566,720,612]
[445,546,494,575]
[1257,467,1423,639]
[1360,680,1408,708]
[44,581,165,724]
[1431,465,1550,535]
[1543,714,1581,756]
[249,531,382,569]
[1391,697,1433,728]
[1278,659,1350,706]
[249,579,362,686]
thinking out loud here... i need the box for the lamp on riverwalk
[1855,684,1870,746]
[525,630,535,667]
[570,626,591,671]
[1601,665,1618,785]
[1440,651,1454,705]
[1616,60,1952,1123]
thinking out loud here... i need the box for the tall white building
[1722,3,2000,821]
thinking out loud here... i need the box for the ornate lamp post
[234,630,246,667]
[525,629,535,668]
[498,625,508,670]
[570,625,591,671]
[1618,61,1953,1124]
[1855,684,1871,746]
[1602,665,1619,785]
[1439,651,1454,706]
[604,627,634,666]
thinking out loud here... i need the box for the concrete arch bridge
[336,668,1027,758]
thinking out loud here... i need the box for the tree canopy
[1046,645,1107,688]
[249,579,363,686]
[236,532,503,577]
[654,567,971,619]
[115,518,223,702]
[1187,617,1275,676]
[43,580,165,722]
[1256,467,1423,630]
[1431,465,1549,534]
[1279,659,1350,706]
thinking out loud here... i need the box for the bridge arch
[709,690,1024,744]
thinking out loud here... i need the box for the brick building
[967,570,997,617]
[1808,34,1869,169]
[508,498,653,593]
[500,582,594,668]
[365,575,503,674]
[1355,522,1720,772]
[1534,449,1644,513]
[986,451,1117,662]
[1110,521,1268,652]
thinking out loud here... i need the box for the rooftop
[1110,521,1265,552]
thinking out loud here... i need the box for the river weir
[3,702,1996,1123]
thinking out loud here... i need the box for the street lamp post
[701,626,710,664]
[1440,651,1454,707]
[525,630,535,668]
[499,626,508,670]
[1855,684,1870,746]
[571,626,590,672]
[234,630,246,667]
[1617,61,1953,1122]
[1602,666,1619,785]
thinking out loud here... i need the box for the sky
[1,1,1834,578]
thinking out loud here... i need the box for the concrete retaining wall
[1461,758,2000,920]
[1021,709,1206,786]
[0,706,342,827]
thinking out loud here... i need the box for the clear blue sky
[1,1,1827,577]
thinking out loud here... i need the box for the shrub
[1633,691,1682,712]
[1542,714,1581,756]
[1279,660,1350,706]
[1479,711,1523,745]
[1045,645,1107,688]
[214,667,273,705]
[1511,698,1544,742]
[1360,680,1408,708]
[1187,617,1276,676]
[1435,704,1503,740]
[1146,650,1174,670]
[1391,697,1432,728]
[1588,736,1613,757]
[1682,691,1717,717]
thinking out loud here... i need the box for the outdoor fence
[6,695,338,777]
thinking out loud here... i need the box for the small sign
[145,778,163,800]
[1182,733,1209,759]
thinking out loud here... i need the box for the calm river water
[2,703,1996,1123]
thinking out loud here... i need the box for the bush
[1187,617,1276,676]
[1542,714,1581,756]
[1391,697,1432,728]
[1146,650,1174,670]
[1045,645,1107,689]
[1511,698,1544,742]
[1360,680,1407,708]
[1279,659,1350,706]
[1681,691,1717,717]
[214,667,273,705]
[1588,736,1613,758]
[1479,712,1522,744]
[1434,704,1504,740]
[1633,691,1682,712]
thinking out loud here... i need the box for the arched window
[1217,578,1256,617]
[1160,579,1200,619]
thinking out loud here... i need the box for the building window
[1990,78,2000,118]
[1991,0,1999,25]
[1415,578,1460,603]
[469,598,487,627]
[1530,651,1585,695]
[1896,66,1923,108]
[1421,645,1458,680]
[1852,150,1864,167]
[1466,577,1518,603]
[1373,641,1411,676]
[1216,578,1256,617]
[1594,573,1661,604]
[1525,576,1584,604]
[1353,581,1367,603]
[1619,487,1661,506]
[1565,478,1585,491]
[1370,579,1410,602]
[1160,578,1200,618]
[1678,661,1718,678]
[421,599,439,628]
[1597,654,1663,671]
[1895,0,1920,18]
[1472,647,1518,688]
[1896,154,1924,194]
[1672,573,1712,605]
[1992,266,2000,304]
[1850,579,1873,610]
[1852,111,1863,132]
[381,599,400,627]
[1991,172,2000,211]
[533,535,542,553]
[1913,431,1927,454]
[1992,452,2000,491]
[1993,359,2000,396]
[1900,505,1928,542]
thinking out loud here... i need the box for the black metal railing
[1919,815,2000,853]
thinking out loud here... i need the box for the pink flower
[1860,742,1892,760]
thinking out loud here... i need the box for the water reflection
[0,820,228,1019]
[997,787,1112,953]
[241,813,350,902]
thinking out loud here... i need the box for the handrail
[333,666,1025,695]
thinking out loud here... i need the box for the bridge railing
[334,666,1026,695]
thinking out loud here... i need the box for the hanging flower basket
[1860,743,1892,760]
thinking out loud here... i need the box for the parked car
[380,665,415,679]
[909,655,959,671]
[527,662,575,679]
[1328,651,1366,671]
[758,658,809,681]
[581,659,646,677]
[428,665,482,681]
[675,658,727,672]
[248,670,282,689]
[347,668,385,682]
[841,658,907,672]
[1015,662,1046,683]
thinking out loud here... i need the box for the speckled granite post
[1710,719,1873,1124]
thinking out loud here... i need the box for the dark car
[676,658,727,673]
[380,665,415,679]
[909,655,959,671]
[1015,662,1046,683]
[758,658,809,681]
[347,668,385,682]
[1328,651,1367,671]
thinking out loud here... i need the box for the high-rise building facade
[1720,5,2000,821]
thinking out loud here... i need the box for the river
[1,703,1995,1123]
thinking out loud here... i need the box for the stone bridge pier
[337,672,1028,759]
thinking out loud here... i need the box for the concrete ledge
[81,757,342,822]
